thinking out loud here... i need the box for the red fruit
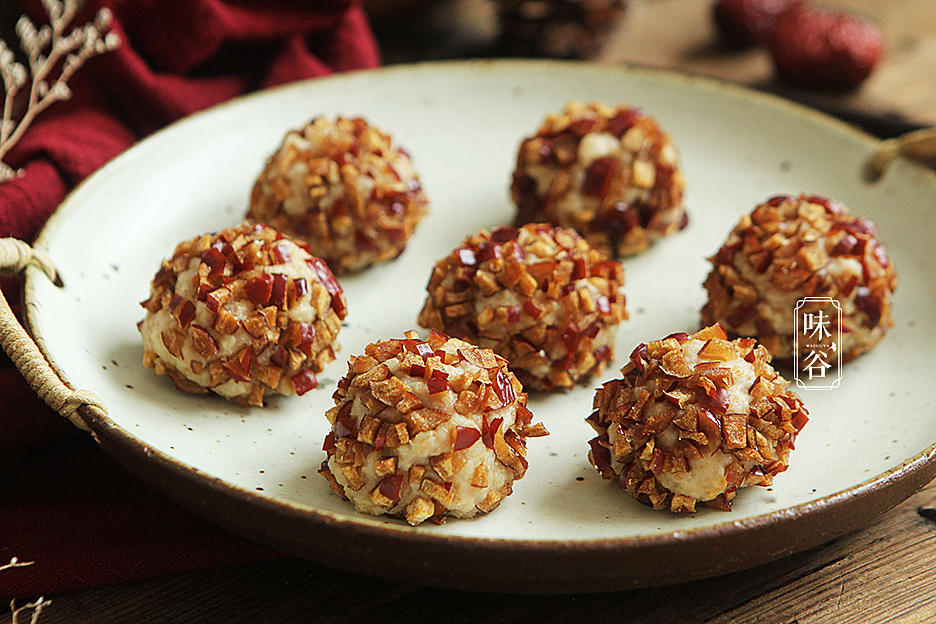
[713,0,804,48]
[769,8,884,90]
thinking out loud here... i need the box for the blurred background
[361,0,934,137]
[2,0,930,136]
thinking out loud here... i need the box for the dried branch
[9,597,52,624]
[2,558,52,624]
[0,0,120,182]
[0,556,34,572]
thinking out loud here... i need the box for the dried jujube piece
[769,7,884,91]
[319,330,548,526]
[247,115,429,274]
[139,222,347,406]
[701,194,897,364]
[587,325,808,513]
[510,100,687,258]
[417,223,627,391]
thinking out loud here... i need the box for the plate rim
[25,58,936,593]
[84,400,936,593]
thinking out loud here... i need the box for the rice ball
[319,330,548,526]
[139,222,348,406]
[510,101,687,258]
[701,194,897,363]
[417,223,628,391]
[247,116,429,274]
[587,324,808,513]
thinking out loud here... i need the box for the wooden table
[5,1,936,622]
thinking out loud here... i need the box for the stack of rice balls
[138,94,898,525]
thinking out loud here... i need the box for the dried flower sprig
[0,556,34,572]
[2,557,52,624]
[0,0,120,182]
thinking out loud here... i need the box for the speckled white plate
[24,60,936,593]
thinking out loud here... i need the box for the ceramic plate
[24,60,936,593]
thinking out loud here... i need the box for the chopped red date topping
[427,370,449,395]
[268,274,288,308]
[582,156,617,198]
[490,226,520,243]
[492,369,516,405]
[176,300,196,329]
[291,370,318,395]
[271,243,292,264]
[201,247,227,277]
[483,417,502,450]
[379,473,404,502]
[293,277,309,300]
[522,299,544,320]
[222,348,253,383]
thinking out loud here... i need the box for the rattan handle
[0,237,107,431]
[865,126,936,182]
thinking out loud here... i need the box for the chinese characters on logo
[793,297,842,390]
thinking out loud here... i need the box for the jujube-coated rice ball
[701,194,897,364]
[587,325,808,513]
[417,223,627,391]
[510,100,687,258]
[247,116,429,274]
[320,330,548,526]
[139,222,347,406]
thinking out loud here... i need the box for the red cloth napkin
[0,0,379,598]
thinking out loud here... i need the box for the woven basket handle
[865,126,936,182]
[0,237,107,431]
